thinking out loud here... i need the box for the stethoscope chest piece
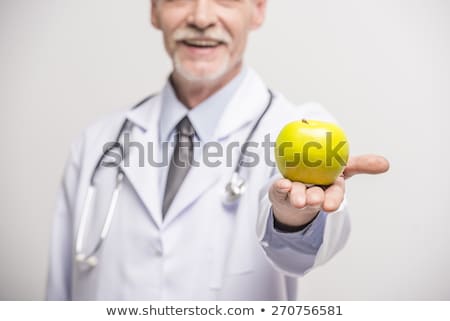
[223,172,247,205]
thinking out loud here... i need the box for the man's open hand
[268,154,389,228]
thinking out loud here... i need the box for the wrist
[272,207,320,233]
[272,205,320,226]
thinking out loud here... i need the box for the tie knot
[177,116,195,137]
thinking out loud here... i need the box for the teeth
[184,39,221,47]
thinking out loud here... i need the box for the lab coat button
[155,242,163,256]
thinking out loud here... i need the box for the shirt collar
[159,66,248,142]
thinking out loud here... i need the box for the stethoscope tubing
[76,89,274,267]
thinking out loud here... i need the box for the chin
[174,56,231,83]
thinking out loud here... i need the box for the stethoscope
[75,89,274,268]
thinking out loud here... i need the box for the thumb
[343,154,390,179]
[269,178,292,202]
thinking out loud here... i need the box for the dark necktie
[162,116,195,217]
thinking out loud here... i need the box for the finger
[343,154,390,179]
[305,186,325,208]
[269,178,292,202]
[289,182,307,208]
[323,176,345,212]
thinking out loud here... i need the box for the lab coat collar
[124,95,158,132]
[213,68,271,141]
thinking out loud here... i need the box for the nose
[187,0,217,30]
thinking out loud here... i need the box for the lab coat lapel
[120,96,163,228]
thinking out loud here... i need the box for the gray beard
[173,53,231,83]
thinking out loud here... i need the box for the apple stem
[301,119,309,124]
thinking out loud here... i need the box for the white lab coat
[47,68,350,300]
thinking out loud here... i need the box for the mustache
[173,27,232,44]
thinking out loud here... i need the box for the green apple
[275,119,349,185]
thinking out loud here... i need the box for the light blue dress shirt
[158,67,248,205]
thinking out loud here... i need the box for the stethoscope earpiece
[75,253,98,269]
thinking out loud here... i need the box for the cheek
[158,12,184,47]
[223,13,252,53]
[230,23,250,55]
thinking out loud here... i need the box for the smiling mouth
[180,39,225,49]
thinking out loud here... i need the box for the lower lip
[179,42,224,56]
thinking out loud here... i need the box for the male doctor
[47,0,389,300]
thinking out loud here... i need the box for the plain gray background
[1,0,449,300]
